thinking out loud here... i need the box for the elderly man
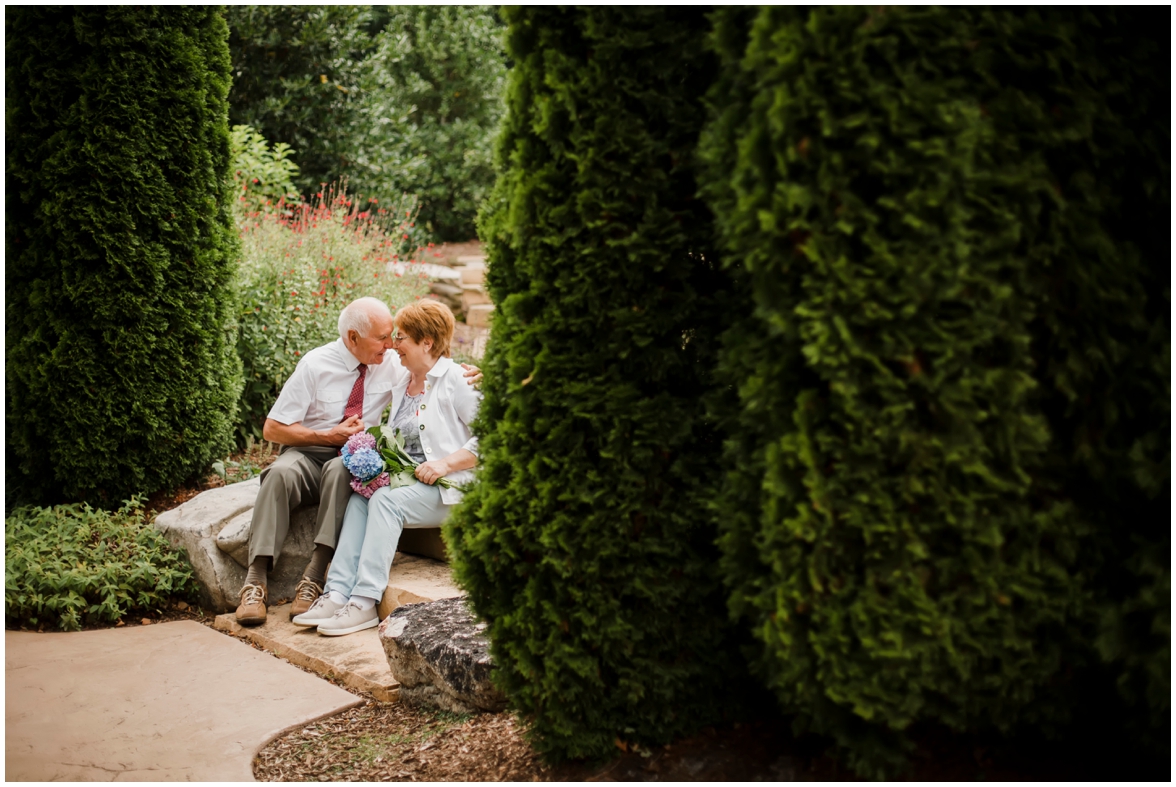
[236,297,478,625]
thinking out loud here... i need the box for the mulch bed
[255,701,550,782]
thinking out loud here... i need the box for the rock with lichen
[379,597,506,714]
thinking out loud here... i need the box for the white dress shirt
[267,338,406,431]
[385,355,481,505]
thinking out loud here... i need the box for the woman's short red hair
[395,299,455,358]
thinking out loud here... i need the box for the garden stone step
[466,303,495,329]
[387,261,461,282]
[459,264,486,285]
[214,552,464,700]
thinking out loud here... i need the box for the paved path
[6,620,362,781]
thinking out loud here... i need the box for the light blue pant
[325,482,449,602]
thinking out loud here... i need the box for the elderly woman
[292,299,480,635]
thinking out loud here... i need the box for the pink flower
[350,472,390,499]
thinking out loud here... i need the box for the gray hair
[337,297,392,340]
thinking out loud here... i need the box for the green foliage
[227,5,374,197]
[226,5,505,242]
[5,499,198,631]
[6,6,242,505]
[233,183,430,442]
[211,439,277,485]
[231,124,301,208]
[353,5,506,241]
[699,6,1169,776]
[448,6,745,763]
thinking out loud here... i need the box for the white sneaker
[316,601,379,637]
[291,594,346,628]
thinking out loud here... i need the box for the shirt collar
[336,338,364,372]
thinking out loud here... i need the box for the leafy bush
[227,6,375,197]
[234,183,431,441]
[699,6,1169,776]
[352,5,506,241]
[448,6,746,763]
[6,6,242,505]
[231,124,301,208]
[5,499,198,631]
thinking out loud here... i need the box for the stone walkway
[6,620,361,781]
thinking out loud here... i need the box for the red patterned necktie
[342,364,367,421]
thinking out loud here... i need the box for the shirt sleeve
[267,358,315,425]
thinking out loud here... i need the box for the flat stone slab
[376,551,466,621]
[215,553,464,701]
[5,620,361,782]
[387,261,461,282]
[215,603,399,702]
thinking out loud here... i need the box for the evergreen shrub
[700,6,1169,776]
[6,6,242,505]
[5,499,198,631]
[447,6,745,761]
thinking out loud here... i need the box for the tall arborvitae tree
[447,6,747,761]
[700,6,1169,777]
[6,6,242,505]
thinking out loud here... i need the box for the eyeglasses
[391,333,407,345]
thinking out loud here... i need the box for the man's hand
[415,458,451,485]
[263,417,366,447]
[325,415,365,447]
[460,363,483,387]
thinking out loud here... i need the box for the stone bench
[153,479,455,613]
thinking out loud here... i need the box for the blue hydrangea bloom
[345,446,384,483]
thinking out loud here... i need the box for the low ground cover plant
[5,498,198,631]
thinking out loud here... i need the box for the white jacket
[384,355,481,505]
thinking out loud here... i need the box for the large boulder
[152,478,316,611]
[379,597,506,714]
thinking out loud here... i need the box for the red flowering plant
[233,178,432,443]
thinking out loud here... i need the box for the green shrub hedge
[700,6,1169,776]
[447,6,746,761]
[5,499,198,631]
[6,6,242,505]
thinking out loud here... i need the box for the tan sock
[246,556,268,588]
[303,544,333,586]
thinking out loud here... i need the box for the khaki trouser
[248,445,354,570]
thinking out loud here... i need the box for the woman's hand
[415,459,451,485]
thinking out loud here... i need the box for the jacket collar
[425,356,457,380]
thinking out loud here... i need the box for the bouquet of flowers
[340,425,455,499]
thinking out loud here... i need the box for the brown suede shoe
[235,583,267,627]
[290,578,324,618]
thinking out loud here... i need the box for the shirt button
[419,424,425,431]
[420,404,426,411]
[425,447,432,454]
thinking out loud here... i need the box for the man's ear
[346,329,358,346]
